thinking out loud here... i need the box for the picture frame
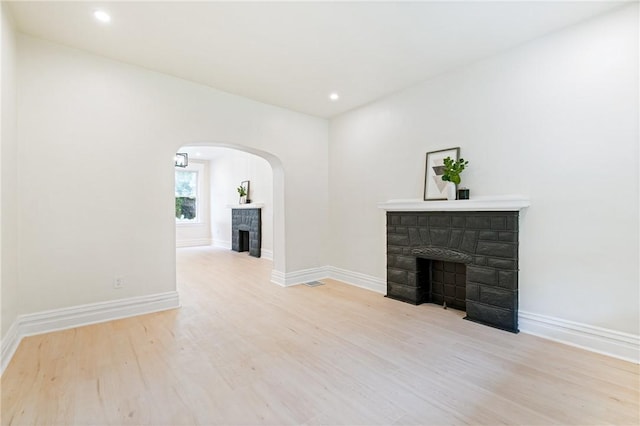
[240,180,250,197]
[423,147,460,201]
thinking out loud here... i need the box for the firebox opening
[238,230,250,253]
[418,258,467,311]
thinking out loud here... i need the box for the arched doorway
[172,142,286,281]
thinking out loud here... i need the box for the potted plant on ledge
[442,157,469,200]
[237,185,247,204]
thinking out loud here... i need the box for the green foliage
[175,170,197,220]
[237,186,247,197]
[175,197,184,217]
[441,157,469,185]
[175,197,196,220]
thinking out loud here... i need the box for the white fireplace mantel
[378,195,530,212]
[226,203,265,209]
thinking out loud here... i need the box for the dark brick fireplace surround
[386,210,521,332]
[232,208,261,257]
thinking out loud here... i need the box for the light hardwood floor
[1,246,638,425]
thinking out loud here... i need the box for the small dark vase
[457,188,470,200]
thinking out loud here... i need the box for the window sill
[176,221,205,227]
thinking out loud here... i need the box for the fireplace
[231,208,261,257]
[382,199,527,333]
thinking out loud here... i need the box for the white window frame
[175,162,204,225]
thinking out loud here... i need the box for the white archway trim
[173,141,286,279]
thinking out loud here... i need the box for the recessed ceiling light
[93,10,111,23]
[329,93,340,101]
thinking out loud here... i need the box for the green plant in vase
[442,157,468,184]
[442,157,469,200]
[237,185,247,204]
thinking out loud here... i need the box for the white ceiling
[8,1,628,118]
[179,146,234,161]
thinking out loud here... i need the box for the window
[175,170,198,222]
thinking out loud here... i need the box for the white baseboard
[327,266,387,295]
[519,310,639,364]
[212,240,231,250]
[1,320,20,376]
[283,266,328,286]
[176,238,212,248]
[261,249,273,260]
[0,291,180,375]
[270,269,285,286]
[271,266,328,287]
[270,265,386,294]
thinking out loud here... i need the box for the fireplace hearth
[385,209,521,332]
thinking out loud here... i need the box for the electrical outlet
[113,277,124,289]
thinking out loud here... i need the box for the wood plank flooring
[1,246,638,425]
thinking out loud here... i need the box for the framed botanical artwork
[423,147,460,200]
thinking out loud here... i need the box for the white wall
[329,5,639,335]
[209,149,274,256]
[1,3,19,340]
[16,34,329,316]
[175,160,211,247]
